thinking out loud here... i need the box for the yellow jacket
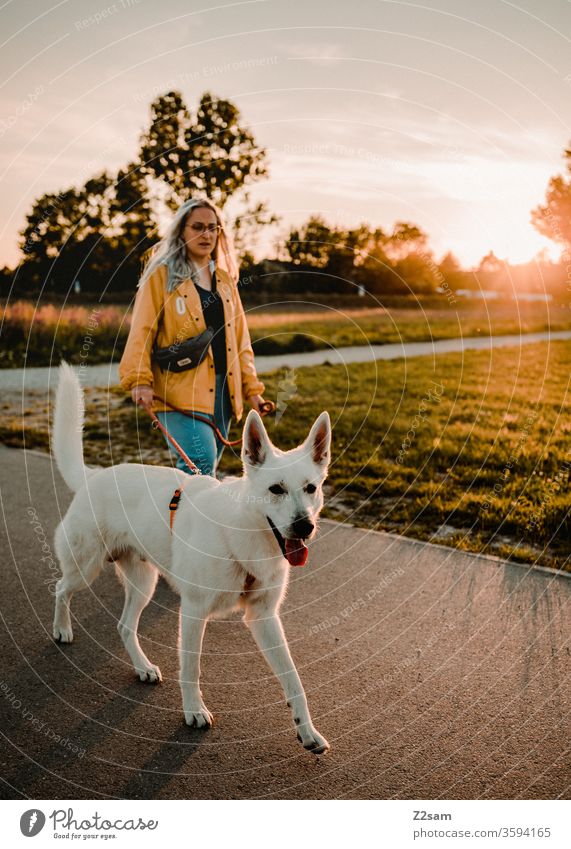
[119,263,265,421]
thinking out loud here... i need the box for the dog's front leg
[179,601,213,728]
[245,612,329,754]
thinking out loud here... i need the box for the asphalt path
[1,445,570,800]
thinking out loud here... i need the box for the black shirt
[193,270,227,375]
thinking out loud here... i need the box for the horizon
[2,0,570,272]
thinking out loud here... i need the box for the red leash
[137,395,276,474]
[151,394,240,446]
[139,401,202,474]
[151,394,275,447]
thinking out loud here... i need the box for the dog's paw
[137,664,162,684]
[297,725,330,755]
[184,705,214,729]
[53,625,73,643]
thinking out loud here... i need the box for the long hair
[137,197,240,291]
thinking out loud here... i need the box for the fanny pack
[152,327,214,373]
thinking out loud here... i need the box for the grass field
[2,339,569,572]
[247,298,571,355]
[2,296,571,366]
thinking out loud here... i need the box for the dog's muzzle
[267,517,309,567]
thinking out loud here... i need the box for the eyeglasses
[185,222,221,236]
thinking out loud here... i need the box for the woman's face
[182,207,219,263]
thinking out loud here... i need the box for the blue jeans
[155,373,232,477]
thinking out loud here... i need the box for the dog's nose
[290,517,315,539]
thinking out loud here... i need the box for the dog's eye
[269,484,286,495]
[306,483,317,494]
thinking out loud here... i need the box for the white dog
[51,363,331,754]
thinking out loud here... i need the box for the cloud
[281,40,345,66]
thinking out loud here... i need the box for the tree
[438,251,463,287]
[356,226,389,267]
[474,250,509,291]
[324,224,372,284]
[284,216,339,268]
[385,221,428,262]
[280,216,441,294]
[17,166,157,293]
[139,91,268,208]
[531,143,571,249]
[439,251,461,275]
[104,163,157,287]
[18,172,115,291]
[394,253,439,293]
[138,90,276,258]
[281,218,376,292]
[477,250,503,274]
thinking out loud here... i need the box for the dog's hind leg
[115,552,161,683]
[52,521,105,644]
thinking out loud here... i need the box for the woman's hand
[131,385,154,410]
[248,394,267,415]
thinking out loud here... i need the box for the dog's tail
[52,362,95,492]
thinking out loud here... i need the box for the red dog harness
[168,483,188,532]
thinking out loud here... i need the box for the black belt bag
[152,327,214,373]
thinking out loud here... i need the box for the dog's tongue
[285,538,308,567]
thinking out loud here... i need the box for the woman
[119,197,267,477]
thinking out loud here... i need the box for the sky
[1,0,571,269]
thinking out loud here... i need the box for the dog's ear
[304,411,331,468]
[242,409,271,469]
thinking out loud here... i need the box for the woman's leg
[155,410,217,476]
